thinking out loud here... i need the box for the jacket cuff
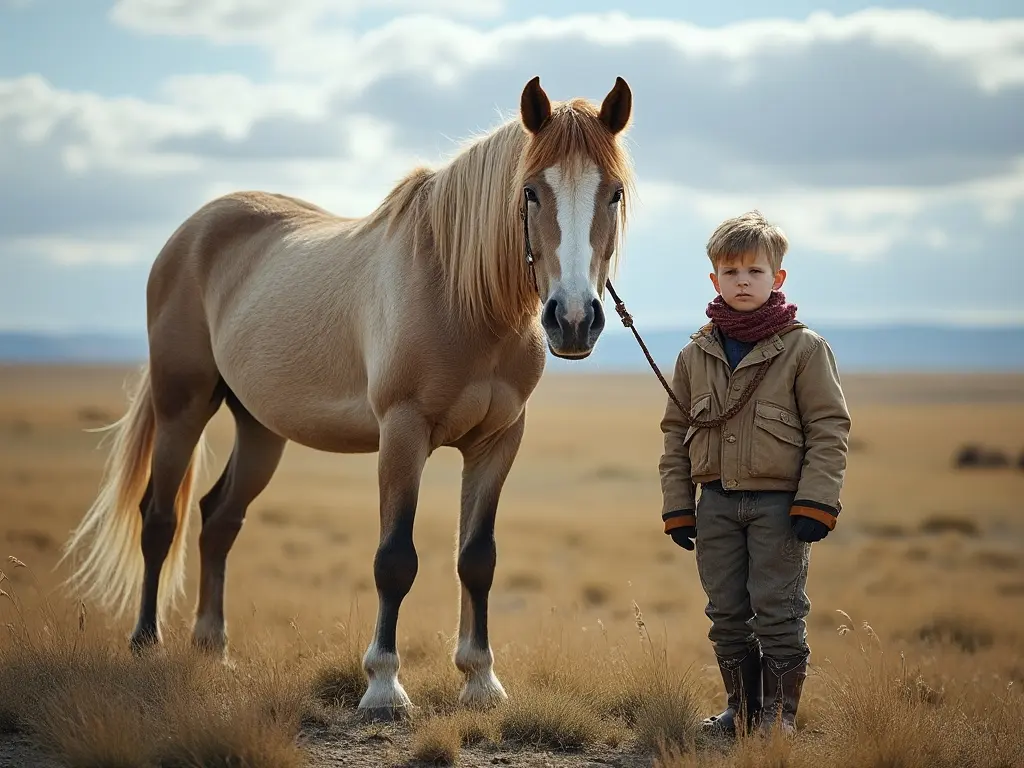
[662,509,696,534]
[790,499,839,530]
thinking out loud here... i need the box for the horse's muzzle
[540,293,605,359]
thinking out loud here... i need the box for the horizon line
[2,320,1024,336]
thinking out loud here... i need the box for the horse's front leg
[454,409,526,708]
[358,405,431,721]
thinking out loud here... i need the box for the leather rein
[519,188,775,429]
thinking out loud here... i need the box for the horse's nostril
[590,298,605,333]
[541,298,559,332]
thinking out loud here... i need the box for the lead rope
[520,189,773,429]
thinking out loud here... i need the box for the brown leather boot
[759,654,807,736]
[699,646,763,737]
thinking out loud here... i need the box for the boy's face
[710,249,786,312]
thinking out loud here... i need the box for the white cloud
[109,0,505,45]
[108,6,1024,95]
[157,73,330,130]
[9,236,147,266]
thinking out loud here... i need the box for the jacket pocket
[750,399,805,480]
[685,394,712,475]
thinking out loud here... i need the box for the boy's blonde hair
[706,210,788,273]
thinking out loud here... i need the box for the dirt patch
[301,715,655,767]
[2,726,657,768]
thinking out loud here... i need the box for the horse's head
[518,75,633,360]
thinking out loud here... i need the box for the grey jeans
[694,483,811,659]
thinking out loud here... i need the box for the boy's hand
[791,514,830,542]
[663,510,696,550]
[668,525,696,550]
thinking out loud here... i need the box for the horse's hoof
[192,641,235,670]
[359,647,415,721]
[357,681,415,723]
[458,677,508,710]
[128,629,160,657]
[456,658,508,710]
[191,633,228,659]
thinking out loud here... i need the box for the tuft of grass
[497,685,607,751]
[451,708,501,746]
[411,715,462,765]
[308,608,369,710]
[311,654,366,709]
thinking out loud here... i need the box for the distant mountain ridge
[1,326,1023,372]
[544,324,1024,373]
[0,331,148,363]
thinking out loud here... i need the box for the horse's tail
[60,362,203,622]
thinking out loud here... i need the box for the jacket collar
[691,321,806,371]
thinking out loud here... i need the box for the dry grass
[658,611,1023,768]
[1,367,1023,766]
[0,561,311,768]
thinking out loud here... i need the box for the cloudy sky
[2,0,1022,334]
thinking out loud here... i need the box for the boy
[658,210,851,738]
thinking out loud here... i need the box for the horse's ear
[520,76,551,135]
[599,76,632,135]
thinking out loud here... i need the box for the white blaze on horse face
[542,162,601,324]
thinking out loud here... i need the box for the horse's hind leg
[454,411,525,708]
[358,404,432,720]
[193,387,287,657]
[131,365,220,652]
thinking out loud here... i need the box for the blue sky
[1,0,1022,333]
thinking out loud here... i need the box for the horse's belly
[216,350,380,452]
[250,394,380,453]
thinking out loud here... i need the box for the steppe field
[1,364,1022,767]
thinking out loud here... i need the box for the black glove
[668,524,696,550]
[791,514,830,543]
[663,509,696,550]
[670,526,696,550]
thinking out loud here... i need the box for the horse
[59,74,636,719]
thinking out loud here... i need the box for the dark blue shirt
[720,331,756,370]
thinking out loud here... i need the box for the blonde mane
[357,97,635,333]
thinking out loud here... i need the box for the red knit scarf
[705,290,799,343]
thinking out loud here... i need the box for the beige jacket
[658,322,852,533]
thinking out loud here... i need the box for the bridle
[519,188,775,429]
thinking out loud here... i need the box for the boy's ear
[710,272,722,294]
[773,268,787,290]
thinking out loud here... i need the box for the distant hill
[545,324,1024,373]
[1,325,1022,372]
[0,332,148,363]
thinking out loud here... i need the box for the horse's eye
[610,188,623,204]
[524,187,538,203]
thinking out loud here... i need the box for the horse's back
[205,190,341,222]
[149,190,332,285]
